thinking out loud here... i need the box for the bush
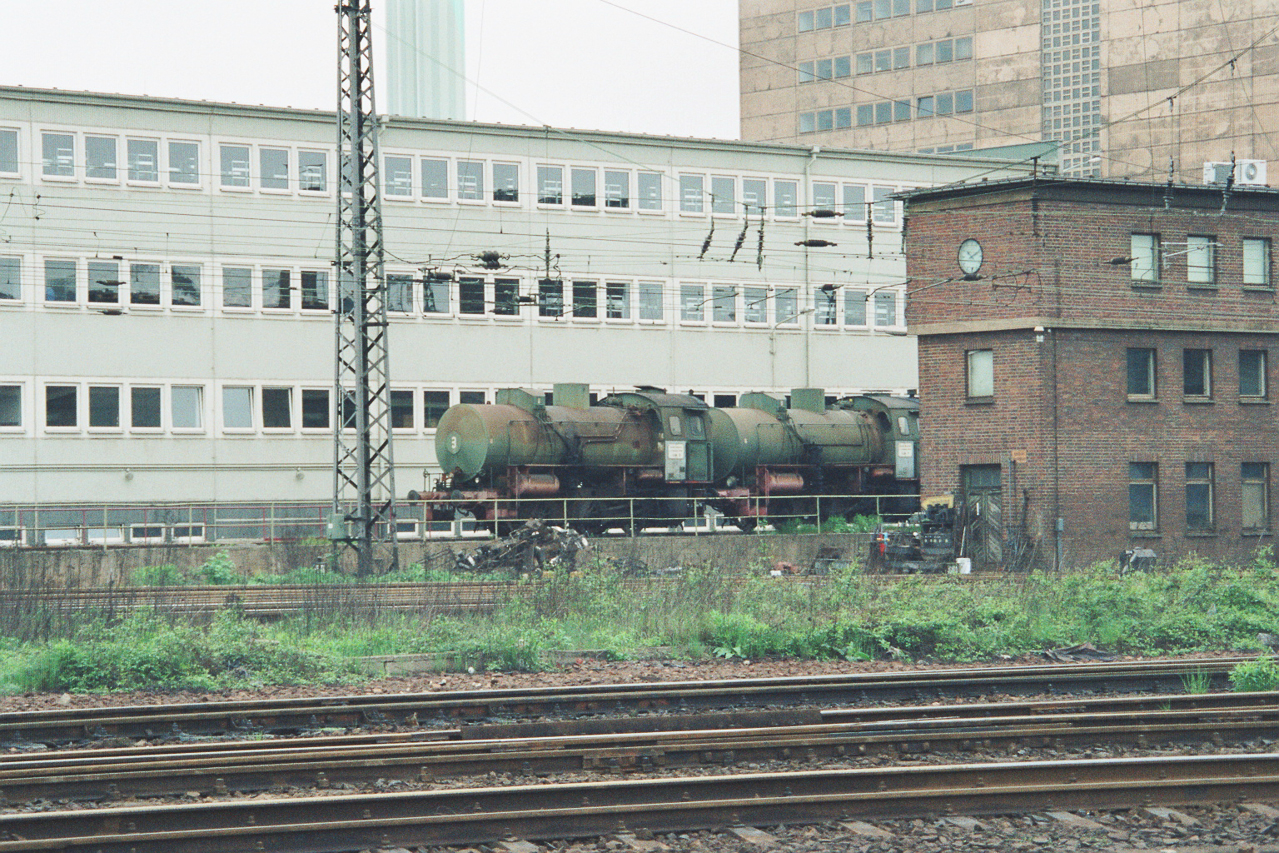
[1230,656,1279,693]
[131,564,186,586]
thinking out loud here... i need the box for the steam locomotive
[409,384,919,534]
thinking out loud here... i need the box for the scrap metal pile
[453,519,591,575]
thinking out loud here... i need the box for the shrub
[131,564,186,586]
[1230,656,1279,693]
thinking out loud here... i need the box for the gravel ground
[0,650,1245,714]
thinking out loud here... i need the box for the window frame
[1185,461,1215,532]
[1243,237,1272,289]
[1242,462,1271,532]
[171,264,203,309]
[170,385,205,432]
[0,255,18,302]
[130,385,163,432]
[1126,347,1157,400]
[1130,233,1161,286]
[1182,348,1212,399]
[41,131,76,180]
[261,386,294,431]
[1240,349,1269,399]
[258,146,290,192]
[301,388,331,431]
[84,134,118,183]
[221,385,255,432]
[1186,235,1216,286]
[166,140,202,188]
[44,383,79,430]
[965,349,994,400]
[1129,462,1158,531]
[0,383,23,431]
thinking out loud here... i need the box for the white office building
[0,86,1041,535]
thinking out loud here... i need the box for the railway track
[2,691,1278,804]
[2,754,1277,852]
[0,658,1248,746]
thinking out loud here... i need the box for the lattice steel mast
[333,0,398,575]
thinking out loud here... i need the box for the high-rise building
[386,0,465,120]
[740,0,1279,179]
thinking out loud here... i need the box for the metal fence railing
[0,493,916,548]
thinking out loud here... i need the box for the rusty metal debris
[454,519,591,574]
[1042,642,1118,663]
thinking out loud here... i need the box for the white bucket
[956,557,972,574]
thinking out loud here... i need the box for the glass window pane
[299,150,326,191]
[874,290,897,326]
[130,263,161,306]
[856,1,873,22]
[815,7,833,27]
[0,129,17,174]
[1183,349,1211,397]
[967,349,993,397]
[955,36,973,59]
[127,138,159,182]
[744,286,767,323]
[1244,238,1272,287]
[457,160,483,200]
[711,176,735,214]
[85,136,117,180]
[42,133,74,177]
[302,389,329,429]
[813,182,836,213]
[0,256,19,300]
[421,158,448,198]
[856,53,873,74]
[606,282,630,319]
[937,39,954,62]
[797,10,814,31]
[223,386,253,429]
[493,162,519,202]
[172,265,201,307]
[385,272,411,313]
[681,284,704,321]
[1240,350,1267,397]
[168,141,199,184]
[834,56,851,78]
[816,59,833,80]
[573,280,597,317]
[424,276,449,313]
[917,95,935,117]
[843,184,866,220]
[602,170,629,209]
[775,288,798,323]
[835,107,852,128]
[538,278,563,317]
[844,289,867,325]
[88,260,120,304]
[423,390,450,428]
[955,89,974,112]
[817,110,834,130]
[89,386,119,428]
[390,390,414,429]
[917,43,934,65]
[571,168,596,206]
[1127,348,1155,396]
[1131,233,1159,283]
[875,101,892,123]
[131,387,161,428]
[872,185,896,222]
[262,387,291,429]
[816,288,837,324]
[638,171,662,211]
[386,156,413,196]
[260,147,289,190]
[302,270,328,310]
[774,180,798,217]
[834,4,851,25]
[262,269,290,310]
[639,281,663,320]
[894,46,910,68]
[937,92,954,114]
[1186,236,1215,284]
[742,178,767,215]
[0,385,20,426]
[894,99,912,121]
[538,166,564,204]
[222,267,252,308]
[45,259,76,303]
[713,285,736,322]
[172,386,203,429]
[493,278,519,316]
[799,112,816,134]
[680,175,704,213]
[46,385,77,427]
[857,104,874,126]
[459,277,485,315]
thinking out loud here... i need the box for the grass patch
[3,552,1279,693]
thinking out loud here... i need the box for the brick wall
[908,180,1279,568]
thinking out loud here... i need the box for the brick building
[902,177,1279,568]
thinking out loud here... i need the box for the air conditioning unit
[1203,160,1267,186]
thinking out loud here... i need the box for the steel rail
[1,754,1277,852]
[2,695,1279,804]
[0,658,1250,746]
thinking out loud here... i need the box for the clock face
[958,238,983,275]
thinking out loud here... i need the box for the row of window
[797,37,973,83]
[1129,461,1270,533]
[0,384,848,435]
[1125,348,1269,401]
[0,258,905,328]
[1130,235,1272,289]
[0,127,907,222]
[965,347,1270,402]
[796,0,968,32]
[799,89,975,133]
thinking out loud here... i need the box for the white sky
[0,0,741,140]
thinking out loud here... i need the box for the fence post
[629,498,635,538]
[103,505,109,554]
[816,496,822,534]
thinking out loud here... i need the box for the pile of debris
[454,519,591,575]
